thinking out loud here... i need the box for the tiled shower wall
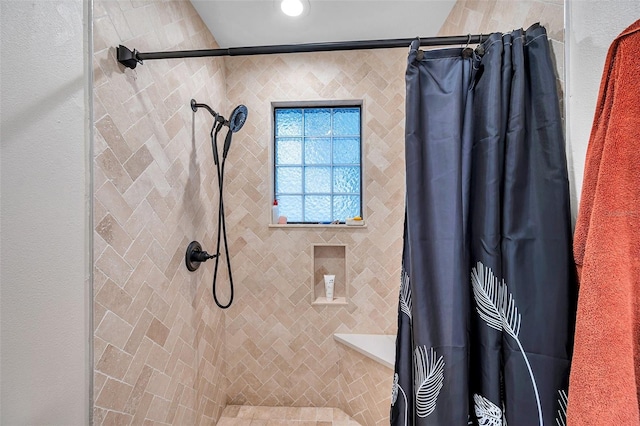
[92,1,228,424]
[222,48,406,418]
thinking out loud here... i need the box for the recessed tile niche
[312,244,348,305]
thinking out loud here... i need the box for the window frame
[271,100,364,225]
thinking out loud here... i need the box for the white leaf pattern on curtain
[391,373,399,405]
[414,346,445,418]
[503,402,508,426]
[391,373,409,426]
[400,268,412,320]
[473,393,503,426]
[556,389,568,426]
[471,261,543,425]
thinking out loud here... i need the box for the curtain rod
[116,34,485,69]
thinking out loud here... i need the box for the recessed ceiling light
[281,0,304,17]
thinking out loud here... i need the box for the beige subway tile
[123,364,153,414]
[96,115,133,164]
[145,395,171,422]
[123,114,155,154]
[96,246,133,288]
[145,341,170,371]
[95,181,134,225]
[95,311,133,350]
[164,382,184,423]
[124,307,153,356]
[95,278,133,320]
[96,213,133,258]
[96,343,134,381]
[145,290,170,322]
[124,144,154,182]
[96,148,134,195]
[146,317,170,346]
[103,410,133,425]
[145,368,171,396]
[95,378,133,411]
[123,228,154,270]
[130,391,153,425]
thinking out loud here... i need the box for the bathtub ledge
[333,333,395,369]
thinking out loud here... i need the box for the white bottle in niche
[272,199,279,224]
[324,275,335,301]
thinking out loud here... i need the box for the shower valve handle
[185,241,217,271]
[192,250,216,262]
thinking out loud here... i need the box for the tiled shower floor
[217,405,362,425]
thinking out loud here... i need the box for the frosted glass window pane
[333,167,360,193]
[276,138,302,164]
[273,106,362,223]
[304,138,331,164]
[278,196,302,222]
[304,167,331,193]
[333,138,360,164]
[304,196,331,222]
[333,195,360,221]
[275,109,303,136]
[276,167,302,194]
[333,108,360,136]
[304,109,331,136]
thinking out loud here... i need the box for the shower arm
[191,99,221,121]
[115,31,502,69]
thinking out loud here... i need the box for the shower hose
[210,121,233,309]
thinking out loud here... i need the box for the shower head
[222,105,248,159]
[191,99,248,160]
[228,105,248,133]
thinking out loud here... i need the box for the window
[274,105,362,224]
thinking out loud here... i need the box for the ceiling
[190,1,456,48]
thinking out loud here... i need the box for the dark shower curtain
[391,25,575,425]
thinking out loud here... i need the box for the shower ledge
[333,333,395,369]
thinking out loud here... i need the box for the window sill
[268,224,367,229]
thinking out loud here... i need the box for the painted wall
[0,1,90,424]
[566,0,640,211]
[91,1,228,424]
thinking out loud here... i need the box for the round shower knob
[185,241,216,271]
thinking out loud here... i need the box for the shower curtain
[391,25,576,426]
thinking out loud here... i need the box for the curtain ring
[411,36,424,61]
[475,34,486,56]
[462,33,474,58]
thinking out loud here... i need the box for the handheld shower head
[222,105,248,159]
[228,105,248,133]
[191,100,247,132]
[192,99,248,160]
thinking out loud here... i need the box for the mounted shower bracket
[117,45,142,69]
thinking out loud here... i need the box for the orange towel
[567,20,640,425]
